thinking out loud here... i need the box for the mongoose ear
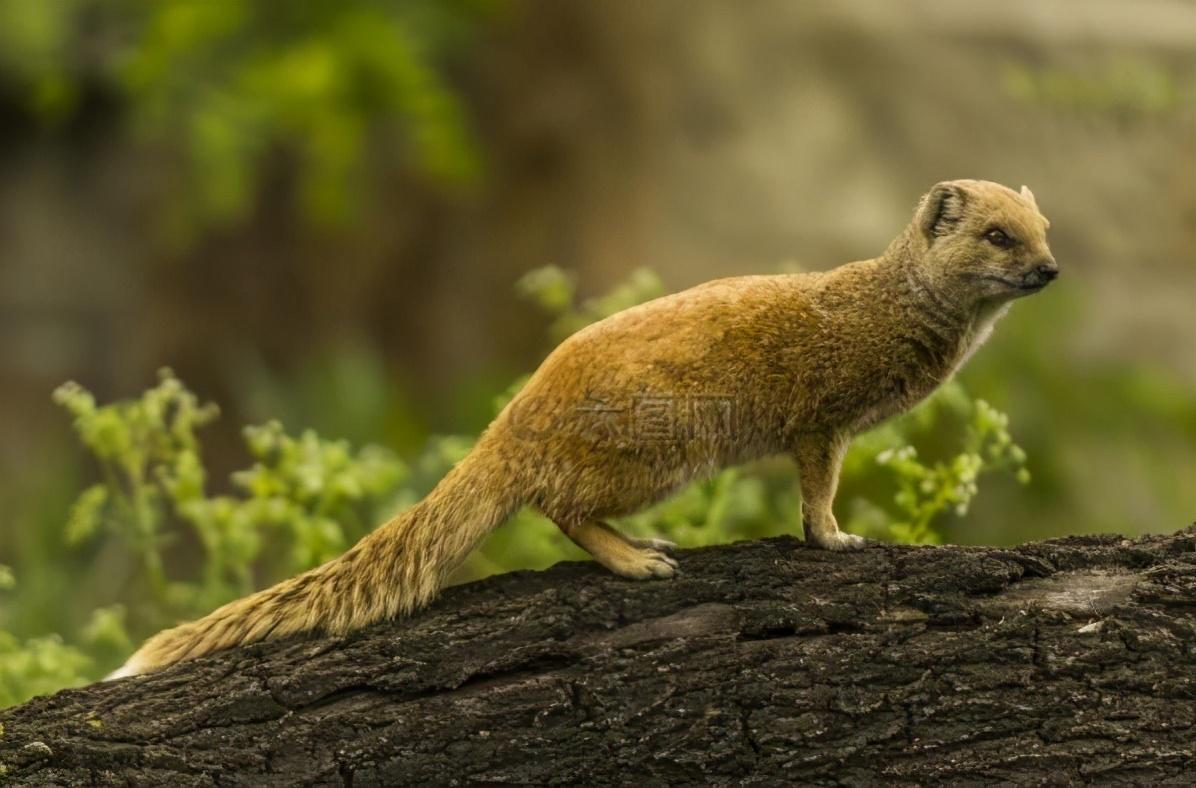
[918,183,968,239]
[1020,185,1038,209]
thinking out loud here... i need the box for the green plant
[0,568,92,708]
[517,265,665,343]
[0,369,416,707]
[54,370,408,622]
[0,628,91,711]
[54,373,221,608]
[848,387,1029,544]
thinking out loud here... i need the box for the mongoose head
[912,179,1057,306]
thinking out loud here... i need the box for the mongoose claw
[644,550,681,578]
[629,536,678,552]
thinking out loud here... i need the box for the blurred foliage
[0,267,1031,708]
[0,0,494,241]
[952,289,1196,547]
[855,395,1027,545]
[0,562,88,708]
[0,371,410,705]
[1003,59,1186,118]
[517,266,667,343]
[0,628,90,711]
[53,369,407,623]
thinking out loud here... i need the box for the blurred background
[1,0,1195,702]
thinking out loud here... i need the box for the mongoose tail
[110,434,524,677]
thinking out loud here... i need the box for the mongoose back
[112,179,1057,677]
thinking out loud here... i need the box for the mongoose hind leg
[556,519,679,580]
[794,432,866,551]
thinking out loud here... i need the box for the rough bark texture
[4,527,1196,785]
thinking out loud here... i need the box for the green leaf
[65,485,108,545]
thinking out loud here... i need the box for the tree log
[4,527,1196,785]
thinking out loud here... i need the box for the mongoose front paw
[810,531,866,551]
[612,547,680,580]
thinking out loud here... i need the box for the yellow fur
[114,179,1055,677]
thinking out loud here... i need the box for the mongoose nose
[1035,262,1059,281]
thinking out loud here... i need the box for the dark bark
[4,527,1196,785]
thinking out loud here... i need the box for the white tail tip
[104,657,144,681]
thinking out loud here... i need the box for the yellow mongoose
[112,179,1056,677]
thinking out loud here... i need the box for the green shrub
[0,371,412,704]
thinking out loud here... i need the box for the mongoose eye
[984,228,1015,249]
